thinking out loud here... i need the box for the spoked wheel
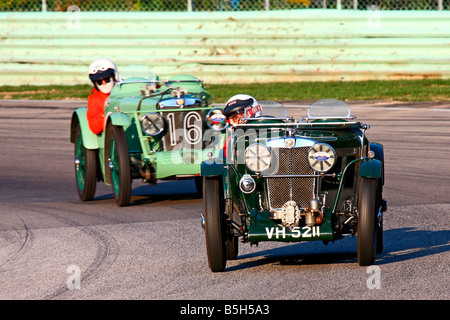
[74,123,97,201]
[203,176,226,272]
[105,123,131,207]
[357,177,380,266]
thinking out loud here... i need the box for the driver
[223,94,262,158]
[223,94,262,125]
[87,58,120,134]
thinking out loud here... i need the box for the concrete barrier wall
[0,10,449,85]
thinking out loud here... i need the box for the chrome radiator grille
[267,147,314,209]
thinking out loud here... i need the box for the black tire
[357,177,378,266]
[376,178,384,254]
[203,176,226,272]
[370,143,385,254]
[74,124,97,201]
[105,123,131,207]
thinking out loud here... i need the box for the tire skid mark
[0,217,34,271]
[23,208,120,300]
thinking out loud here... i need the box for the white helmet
[224,94,262,119]
[88,58,119,94]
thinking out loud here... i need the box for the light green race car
[70,74,226,206]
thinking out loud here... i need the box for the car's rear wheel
[106,123,131,207]
[74,124,97,201]
[357,177,379,266]
[226,235,239,260]
[203,176,226,272]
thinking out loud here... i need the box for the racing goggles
[94,76,113,86]
[228,110,246,123]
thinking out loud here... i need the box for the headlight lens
[239,174,256,194]
[141,113,164,136]
[206,108,228,131]
[244,143,271,172]
[308,143,336,172]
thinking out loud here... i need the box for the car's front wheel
[203,176,226,272]
[105,123,131,207]
[74,123,97,201]
[357,177,379,266]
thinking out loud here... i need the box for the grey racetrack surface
[0,99,448,301]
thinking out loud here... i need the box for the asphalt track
[0,99,448,303]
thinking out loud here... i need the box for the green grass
[0,79,448,103]
[0,84,92,101]
[207,79,450,103]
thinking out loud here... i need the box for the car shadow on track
[225,228,450,271]
[92,179,202,206]
[227,241,357,272]
[375,227,450,266]
[227,251,358,271]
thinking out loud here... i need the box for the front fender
[70,107,99,149]
[201,159,223,177]
[370,142,385,185]
[359,158,382,179]
[106,111,131,128]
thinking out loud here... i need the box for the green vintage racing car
[201,99,387,272]
[70,74,226,206]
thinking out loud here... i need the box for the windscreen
[118,64,157,82]
[307,99,351,119]
[245,100,287,120]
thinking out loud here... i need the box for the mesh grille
[267,147,314,209]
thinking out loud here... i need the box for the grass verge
[0,79,448,103]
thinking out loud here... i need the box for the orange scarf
[87,88,109,134]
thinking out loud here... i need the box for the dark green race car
[201,99,387,272]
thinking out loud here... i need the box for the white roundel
[206,108,228,131]
[308,143,336,172]
[244,143,271,172]
[141,113,164,136]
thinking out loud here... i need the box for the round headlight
[244,143,271,172]
[141,113,164,136]
[206,108,228,131]
[239,174,256,194]
[308,143,336,173]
